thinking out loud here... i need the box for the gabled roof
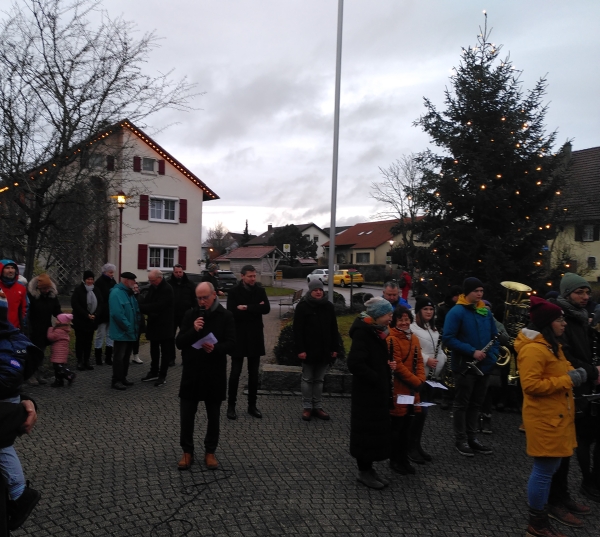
[322,226,350,236]
[560,146,600,221]
[27,119,219,202]
[215,245,280,260]
[245,223,324,246]
[322,217,423,248]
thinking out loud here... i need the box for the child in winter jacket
[47,313,76,387]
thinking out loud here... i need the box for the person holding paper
[410,295,447,464]
[175,282,235,471]
[386,306,426,475]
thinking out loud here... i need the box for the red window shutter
[133,156,141,172]
[107,155,115,171]
[179,199,187,223]
[138,244,148,269]
[139,195,149,220]
[178,246,187,270]
[158,160,165,175]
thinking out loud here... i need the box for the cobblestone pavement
[13,304,600,536]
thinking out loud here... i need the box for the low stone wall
[260,364,352,394]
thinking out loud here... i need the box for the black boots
[95,347,103,366]
[227,404,237,420]
[408,412,432,463]
[104,346,113,365]
[52,365,76,387]
[7,482,41,531]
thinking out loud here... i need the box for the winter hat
[0,291,7,323]
[529,296,563,329]
[308,279,324,292]
[83,270,95,280]
[37,273,52,288]
[57,313,73,324]
[414,295,435,314]
[463,277,484,296]
[365,297,393,319]
[120,271,137,280]
[544,291,559,300]
[560,272,590,298]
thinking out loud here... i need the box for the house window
[583,225,594,242]
[149,197,177,222]
[149,247,175,269]
[88,154,105,168]
[588,257,597,270]
[313,235,318,243]
[356,253,370,263]
[142,157,156,173]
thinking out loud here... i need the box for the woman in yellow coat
[515,296,587,537]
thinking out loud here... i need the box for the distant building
[246,223,329,258]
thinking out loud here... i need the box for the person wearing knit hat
[514,297,588,535]
[442,276,498,457]
[365,297,393,320]
[47,313,76,387]
[293,276,340,421]
[550,273,600,510]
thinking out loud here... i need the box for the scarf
[306,293,328,305]
[85,283,97,314]
[556,296,589,325]
[457,294,488,316]
[0,276,15,288]
[363,315,390,339]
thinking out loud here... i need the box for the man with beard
[0,261,27,331]
[545,273,599,527]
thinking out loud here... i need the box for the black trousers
[149,339,175,379]
[228,355,260,407]
[390,414,412,464]
[74,329,94,365]
[180,399,222,455]
[112,341,133,384]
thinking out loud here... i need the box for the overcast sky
[99,0,600,238]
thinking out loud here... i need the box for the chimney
[268,224,272,231]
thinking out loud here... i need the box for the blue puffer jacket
[108,283,139,342]
[442,297,498,374]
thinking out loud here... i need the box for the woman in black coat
[70,271,101,371]
[293,279,340,421]
[347,297,395,490]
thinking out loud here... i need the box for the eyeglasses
[196,295,212,302]
[554,317,566,323]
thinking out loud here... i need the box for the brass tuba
[499,281,532,384]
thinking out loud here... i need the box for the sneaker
[468,438,493,454]
[455,441,475,457]
[131,355,143,364]
[548,504,584,528]
[141,373,159,382]
[7,482,41,531]
[154,378,166,387]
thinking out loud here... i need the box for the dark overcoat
[26,277,62,348]
[347,317,392,462]
[139,278,174,341]
[94,274,116,324]
[176,303,235,401]
[71,282,102,333]
[226,282,270,357]
[293,297,340,364]
[168,273,196,324]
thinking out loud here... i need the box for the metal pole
[328,0,344,304]
[118,207,123,281]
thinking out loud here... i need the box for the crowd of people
[1,257,600,536]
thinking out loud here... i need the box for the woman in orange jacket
[386,306,426,475]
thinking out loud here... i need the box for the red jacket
[0,260,27,329]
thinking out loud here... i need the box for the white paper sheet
[192,332,218,349]
[426,380,448,390]
[414,402,436,407]
[396,395,415,404]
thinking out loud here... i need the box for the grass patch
[264,286,296,297]
[337,313,360,354]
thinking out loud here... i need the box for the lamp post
[112,191,127,280]
[388,240,394,278]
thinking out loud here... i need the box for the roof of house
[245,223,325,246]
[26,119,219,202]
[322,226,351,236]
[322,217,423,248]
[214,245,279,260]
[560,146,600,221]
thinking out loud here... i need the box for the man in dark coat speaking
[176,282,235,471]
[226,265,270,420]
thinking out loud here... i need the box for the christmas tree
[414,15,571,301]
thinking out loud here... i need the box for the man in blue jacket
[108,272,139,391]
[442,277,498,457]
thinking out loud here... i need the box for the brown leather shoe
[177,453,193,471]
[548,504,584,528]
[562,498,591,515]
[302,409,311,421]
[204,453,218,470]
[312,408,330,420]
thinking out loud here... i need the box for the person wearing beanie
[514,296,588,535]
[0,260,27,331]
[442,277,498,457]
[71,271,102,371]
[546,272,600,516]
[347,297,395,489]
[93,263,117,366]
[47,314,76,387]
[410,295,447,463]
[293,277,340,421]
[26,273,62,385]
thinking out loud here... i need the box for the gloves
[568,367,588,387]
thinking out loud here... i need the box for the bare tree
[0,0,198,279]
[206,222,233,255]
[370,154,426,269]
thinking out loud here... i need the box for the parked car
[332,269,363,288]
[200,270,238,292]
[306,268,329,285]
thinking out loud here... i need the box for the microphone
[197,306,206,319]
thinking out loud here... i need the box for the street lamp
[111,191,128,279]
[388,240,394,277]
